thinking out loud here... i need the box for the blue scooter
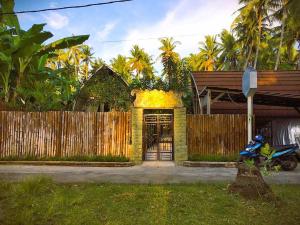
[239,135,299,171]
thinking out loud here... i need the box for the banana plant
[0,0,20,33]
[0,23,89,103]
[0,0,89,105]
[0,52,12,102]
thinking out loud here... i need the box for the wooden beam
[211,92,225,104]
[198,86,300,108]
[190,74,203,114]
[202,91,224,111]
[207,89,211,115]
[202,92,210,107]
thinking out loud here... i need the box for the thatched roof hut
[73,65,131,112]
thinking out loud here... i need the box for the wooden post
[199,97,203,115]
[207,89,211,115]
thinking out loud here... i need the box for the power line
[0,0,133,15]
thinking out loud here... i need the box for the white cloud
[97,22,117,40]
[43,12,69,30]
[94,0,239,72]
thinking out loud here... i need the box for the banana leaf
[0,0,20,33]
[0,52,11,62]
[25,23,47,34]
[37,54,48,71]
[13,43,41,60]
[39,35,89,55]
[15,24,53,50]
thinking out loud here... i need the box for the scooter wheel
[281,156,298,171]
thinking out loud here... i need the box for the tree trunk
[85,62,89,80]
[1,73,10,103]
[244,41,253,70]
[297,41,300,70]
[228,163,274,200]
[168,65,172,88]
[12,71,23,101]
[254,15,262,69]
[4,95,9,103]
[275,7,287,71]
[4,87,9,103]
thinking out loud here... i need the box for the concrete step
[141,161,175,167]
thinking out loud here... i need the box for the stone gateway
[131,89,188,164]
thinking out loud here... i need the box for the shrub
[188,154,237,162]
[0,154,129,162]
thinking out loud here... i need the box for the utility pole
[242,67,257,143]
[247,95,253,142]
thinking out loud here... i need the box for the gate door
[143,114,173,161]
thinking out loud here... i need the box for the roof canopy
[199,86,300,108]
[190,71,300,114]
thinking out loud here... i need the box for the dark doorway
[143,110,174,161]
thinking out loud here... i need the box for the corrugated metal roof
[191,71,300,117]
[193,71,300,96]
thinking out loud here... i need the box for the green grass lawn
[0,177,299,225]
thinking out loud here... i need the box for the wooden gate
[143,114,173,161]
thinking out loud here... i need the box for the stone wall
[130,89,188,164]
[174,108,188,163]
[131,108,143,163]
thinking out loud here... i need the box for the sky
[15,0,240,73]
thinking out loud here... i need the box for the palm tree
[47,45,95,81]
[90,57,105,74]
[238,0,274,69]
[186,53,202,71]
[55,49,68,69]
[68,45,84,78]
[80,45,94,80]
[110,55,132,83]
[218,29,240,70]
[257,30,278,69]
[269,0,288,70]
[198,35,220,71]
[159,37,181,86]
[232,11,257,69]
[128,45,154,80]
[285,0,300,69]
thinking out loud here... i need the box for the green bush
[188,154,237,162]
[0,154,129,162]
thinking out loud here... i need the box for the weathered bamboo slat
[0,111,131,158]
[187,114,247,157]
[1,112,246,159]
